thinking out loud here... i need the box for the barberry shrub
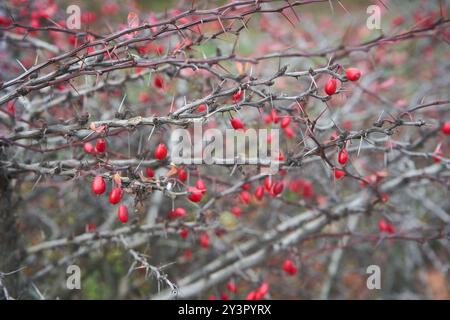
[0,1,449,300]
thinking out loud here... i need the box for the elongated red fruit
[227,281,237,293]
[177,167,187,181]
[280,117,291,128]
[92,176,106,195]
[282,259,297,276]
[95,138,106,153]
[254,185,264,200]
[325,78,337,95]
[284,126,295,138]
[345,67,362,81]
[232,89,242,102]
[118,204,129,223]
[442,122,450,135]
[196,179,207,194]
[187,187,203,202]
[84,142,96,154]
[145,167,154,178]
[179,228,189,238]
[154,143,168,160]
[199,232,210,248]
[264,176,273,191]
[240,191,251,204]
[270,109,280,124]
[271,182,284,196]
[109,187,122,204]
[230,117,245,130]
[334,168,345,180]
[338,148,348,165]
[231,206,242,217]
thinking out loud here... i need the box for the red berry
[240,191,251,204]
[245,291,256,300]
[179,228,189,238]
[271,182,284,196]
[232,89,243,102]
[169,207,186,218]
[231,206,242,217]
[145,167,155,178]
[280,117,291,128]
[380,193,389,203]
[264,176,273,191]
[432,146,443,163]
[441,122,450,135]
[177,167,188,181]
[241,183,251,191]
[208,295,216,300]
[187,187,203,202]
[199,232,210,248]
[153,75,164,88]
[109,187,122,204]
[325,78,337,95]
[284,126,295,138]
[378,219,395,234]
[338,148,348,165]
[221,293,229,300]
[117,204,129,223]
[270,109,280,124]
[227,281,237,293]
[334,168,345,180]
[257,282,269,298]
[230,117,245,130]
[282,259,298,276]
[254,185,264,200]
[345,67,362,81]
[92,176,106,195]
[95,138,106,153]
[197,104,207,112]
[84,142,96,154]
[155,143,168,160]
[196,179,207,194]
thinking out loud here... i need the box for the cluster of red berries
[378,219,395,234]
[92,175,128,223]
[89,142,170,223]
[324,67,362,96]
[83,138,107,155]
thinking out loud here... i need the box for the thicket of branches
[0,0,449,300]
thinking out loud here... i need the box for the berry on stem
[280,116,291,128]
[338,148,348,165]
[84,142,96,154]
[92,176,106,195]
[154,143,168,160]
[334,168,345,180]
[95,138,106,153]
[231,206,242,217]
[187,187,203,202]
[441,122,450,135]
[254,185,264,200]
[177,167,188,181]
[345,67,362,81]
[145,167,154,178]
[199,233,210,248]
[282,259,298,276]
[109,187,122,204]
[117,204,129,223]
[230,117,245,130]
[325,78,337,95]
